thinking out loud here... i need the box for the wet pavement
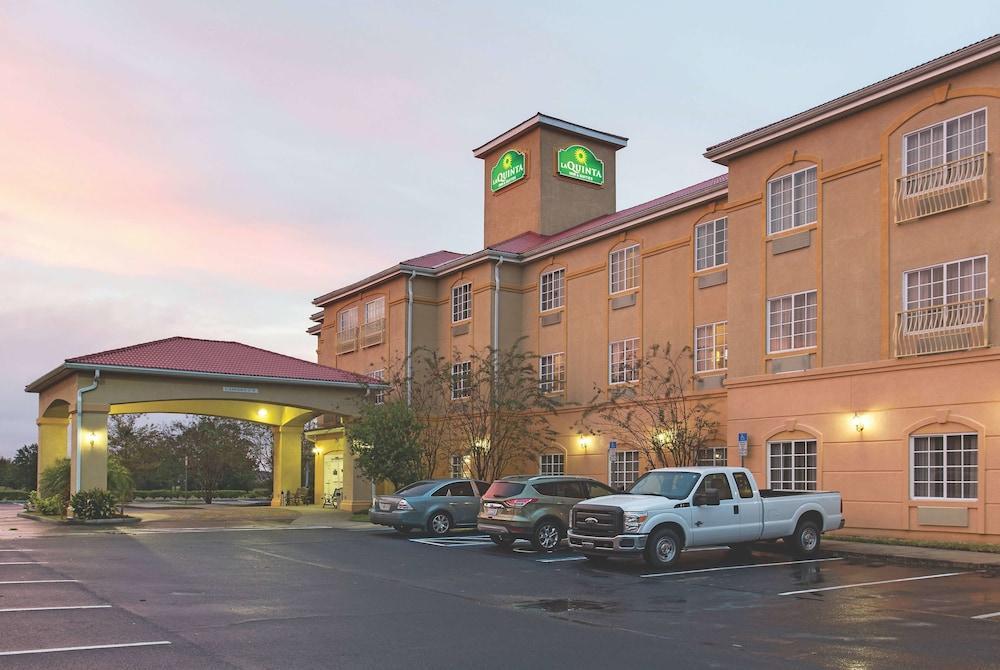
[1,503,997,669]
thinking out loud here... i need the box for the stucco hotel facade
[309,36,1000,541]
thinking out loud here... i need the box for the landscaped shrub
[133,489,256,500]
[0,490,29,501]
[108,455,134,509]
[26,490,64,516]
[251,488,271,498]
[70,489,119,520]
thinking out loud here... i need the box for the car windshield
[628,471,701,499]
[393,481,437,497]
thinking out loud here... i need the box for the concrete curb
[824,539,1000,571]
[18,511,142,526]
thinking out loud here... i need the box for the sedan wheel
[532,521,562,552]
[427,512,452,536]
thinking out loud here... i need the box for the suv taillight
[503,497,538,508]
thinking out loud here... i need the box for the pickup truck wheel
[644,528,682,568]
[490,535,515,549]
[532,520,562,552]
[789,519,822,556]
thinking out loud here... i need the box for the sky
[2,2,998,456]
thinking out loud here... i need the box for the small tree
[11,444,38,492]
[172,417,255,503]
[107,455,134,515]
[426,342,561,482]
[39,458,71,511]
[346,400,424,490]
[582,343,720,469]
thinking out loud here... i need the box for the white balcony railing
[893,298,989,357]
[335,327,358,354]
[360,319,385,348]
[894,152,988,223]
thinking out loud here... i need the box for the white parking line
[0,562,47,566]
[0,641,171,657]
[0,579,78,585]
[0,549,34,552]
[971,610,1000,620]
[409,535,495,547]
[536,556,588,563]
[126,525,336,535]
[0,605,112,613]
[778,571,970,596]
[642,557,842,579]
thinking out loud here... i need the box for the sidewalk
[824,538,1000,571]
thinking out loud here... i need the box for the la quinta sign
[557,144,604,185]
[490,150,526,192]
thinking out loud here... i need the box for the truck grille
[571,505,622,537]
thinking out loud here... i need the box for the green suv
[477,475,617,552]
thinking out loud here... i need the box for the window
[539,353,566,393]
[474,481,490,496]
[768,440,817,491]
[732,472,754,499]
[609,338,640,384]
[696,447,728,467]
[611,450,640,489]
[767,290,817,353]
[904,256,987,310]
[451,361,471,400]
[450,455,464,479]
[767,166,817,235]
[448,481,475,497]
[586,481,617,498]
[539,453,565,476]
[540,268,565,312]
[911,433,978,499]
[904,109,987,174]
[364,297,384,325]
[696,473,734,501]
[370,369,385,405]
[695,217,728,271]
[337,307,358,337]
[609,244,640,294]
[695,321,728,373]
[452,282,472,323]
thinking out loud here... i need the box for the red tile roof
[403,250,468,268]
[66,337,372,385]
[489,173,729,255]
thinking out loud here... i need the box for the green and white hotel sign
[557,144,604,185]
[490,150,526,192]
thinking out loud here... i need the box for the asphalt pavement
[0,504,998,669]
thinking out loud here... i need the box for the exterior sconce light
[88,432,97,447]
[256,408,268,419]
[578,435,592,450]
[852,413,867,433]
[312,447,322,456]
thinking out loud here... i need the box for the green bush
[26,490,64,516]
[251,488,271,498]
[39,459,70,503]
[132,489,255,500]
[0,490,29,501]
[70,489,119,520]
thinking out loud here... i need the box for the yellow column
[36,417,69,491]
[313,448,324,505]
[272,425,303,506]
[69,406,109,495]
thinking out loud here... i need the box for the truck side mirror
[693,489,721,506]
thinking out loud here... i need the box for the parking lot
[1,504,998,669]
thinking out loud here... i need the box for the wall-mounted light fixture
[256,408,268,419]
[312,446,322,456]
[852,413,868,433]
[577,435,592,451]
[87,432,97,448]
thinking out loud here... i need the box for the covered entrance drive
[25,337,375,508]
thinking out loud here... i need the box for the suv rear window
[484,481,526,498]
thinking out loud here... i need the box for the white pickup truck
[568,467,844,568]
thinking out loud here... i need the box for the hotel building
[308,36,1000,541]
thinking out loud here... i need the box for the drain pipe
[493,256,505,375]
[406,269,417,405]
[74,369,101,494]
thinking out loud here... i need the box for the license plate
[485,507,498,518]
[379,502,390,512]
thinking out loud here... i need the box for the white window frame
[337,307,358,336]
[609,244,640,294]
[539,268,565,312]
[539,453,565,476]
[767,290,817,354]
[903,108,987,174]
[910,433,978,501]
[694,321,727,373]
[452,283,472,323]
[609,338,640,385]
[450,454,465,479]
[767,440,818,491]
[370,369,385,405]
[539,352,566,394]
[694,217,728,271]
[451,361,471,400]
[696,447,728,467]
[611,450,640,489]
[903,255,988,311]
[767,166,817,235]
[364,297,385,324]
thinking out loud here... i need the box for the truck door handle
[734,505,739,514]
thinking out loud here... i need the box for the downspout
[74,369,101,494]
[406,269,417,405]
[492,256,505,372]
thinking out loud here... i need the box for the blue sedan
[370,479,491,535]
